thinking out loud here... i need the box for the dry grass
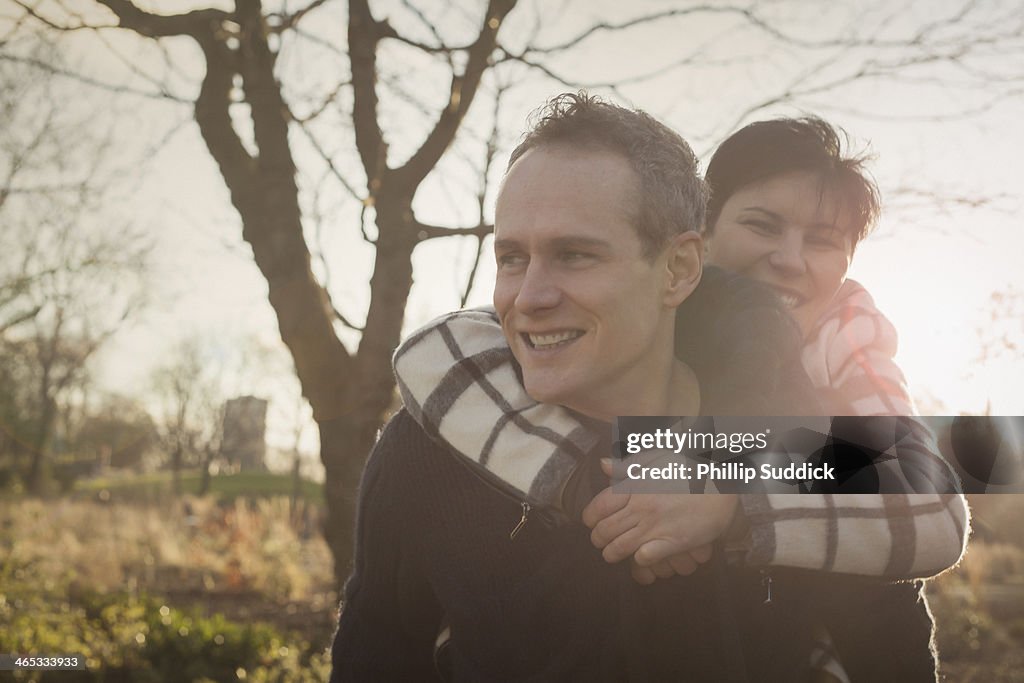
[0,496,337,646]
[4,494,1024,680]
[926,496,1024,682]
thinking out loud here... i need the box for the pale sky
[8,0,1022,472]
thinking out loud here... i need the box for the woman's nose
[515,263,561,313]
[768,234,807,276]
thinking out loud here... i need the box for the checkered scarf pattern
[393,289,969,579]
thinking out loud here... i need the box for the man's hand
[581,460,739,566]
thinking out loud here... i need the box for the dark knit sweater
[331,411,826,682]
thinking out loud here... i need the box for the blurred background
[1,0,1022,680]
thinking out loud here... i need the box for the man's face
[706,170,855,337]
[492,146,679,419]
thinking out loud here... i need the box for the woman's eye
[807,235,841,249]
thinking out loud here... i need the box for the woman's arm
[756,279,970,578]
[393,286,970,579]
[741,491,968,578]
[393,307,597,509]
[802,278,915,416]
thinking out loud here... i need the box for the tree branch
[190,32,256,195]
[235,0,294,173]
[293,117,365,202]
[0,54,191,102]
[522,3,980,55]
[348,0,387,189]
[460,235,485,308]
[414,221,493,241]
[97,0,230,39]
[290,78,351,123]
[391,0,517,194]
[268,0,333,32]
[12,1,118,31]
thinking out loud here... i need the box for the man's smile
[522,329,585,350]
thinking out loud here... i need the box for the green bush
[0,563,329,682]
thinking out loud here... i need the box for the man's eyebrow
[493,238,520,252]
[548,235,612,251]
[493,235,613,251]
[739,207,783,221]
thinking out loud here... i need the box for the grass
[0,495,335,681]
[925,495,1024,682]
[2,492,1022,680]
[71,470,324,504]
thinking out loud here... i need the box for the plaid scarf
[394,283,968,579]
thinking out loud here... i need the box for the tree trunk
[96,0,502,590]
[320,412,383,587]
[172,444,182,495]
[198,447,213,496]
[26,396,56,494]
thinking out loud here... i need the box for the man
[331,94,830,681]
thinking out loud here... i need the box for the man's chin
[522,377,570,406]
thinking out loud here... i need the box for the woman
[389,114,967,681]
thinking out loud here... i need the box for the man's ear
[663,232,703,307]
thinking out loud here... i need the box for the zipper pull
[510,501,530,540]
[761,569,773,605]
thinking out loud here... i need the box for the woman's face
[705,170,855,337]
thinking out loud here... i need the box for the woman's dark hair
[704,117,881,248]
[675,266,823,416]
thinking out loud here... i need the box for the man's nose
[515,262,561,313]
[768,233,807,276]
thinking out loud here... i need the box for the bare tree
[0,42,149,493]
[9,0,1022,583]
[150,337,224,494]
[975,287,1023,367]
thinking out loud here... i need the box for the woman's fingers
[668,553,699,576]
[630,562,657,585]
[632,541,715,578]
[651,559,676,579]
[589,505,638,551]
[633,538,678,567]
[582,487,629,529]
[600,523,645,564]
[689,543,713,565]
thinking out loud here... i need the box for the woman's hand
[629,544,714,584]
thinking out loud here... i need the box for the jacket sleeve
[740,491,969,578]
[330,414,441,681]
[743,281,970,579]
[393,307,598,509]
[801,279,915,416]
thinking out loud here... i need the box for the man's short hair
[507,92,708,259]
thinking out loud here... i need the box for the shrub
[0,566,328,682]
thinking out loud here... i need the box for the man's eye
[559,251,592,263]
[743,221,781,235]
[497,253,527,268]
